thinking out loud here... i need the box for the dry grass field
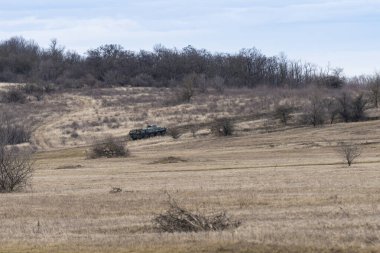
[0,86,379,253]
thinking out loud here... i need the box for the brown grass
[0,86,380,252]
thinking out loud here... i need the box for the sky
[0,0,379,76]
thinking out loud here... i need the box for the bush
[0,113,31,145]
[1,89,26,103]
[302,95,326,127]
[153,198,241,233]
[0,125,30,145]
[338,142,361,166]
[0,140,34,193]
[211,118,234,136]
[70,131,79,139]
[274,104,293,125]
[337,93,367,122]
[351,94,367,122]
[168,128,181,139]
[87,137,128,159]
[326,98,340,124]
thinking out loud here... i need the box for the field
[0,86,379,253]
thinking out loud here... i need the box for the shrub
[88,137,128,159]
[211,118,234,136]
[70,131,79,139]
[351,94,367,122]
[326,98,340,124]
[302,95,326,127]
[189,125,199,137]
[168,128,181,139]
[0,140,34,193]
[368,74,380,108]
[338,142,361,166]
[337,93,367,122]
[1,89,26,103]
[337,93,352,122]
[274,104,293,125]
[0,124,31,145]
[0,113,31,145]
[153,197,241,233]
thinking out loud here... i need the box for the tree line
[0,36,350,89]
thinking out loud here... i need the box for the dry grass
[1,120,380,252]
[0,86,380,252]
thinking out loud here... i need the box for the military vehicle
[129,124,167,140]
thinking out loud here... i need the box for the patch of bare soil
[151,156,188,164]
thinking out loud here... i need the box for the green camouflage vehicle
[129,124,167,140]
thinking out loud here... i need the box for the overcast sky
[0,0,379,76]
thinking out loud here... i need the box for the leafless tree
[338,142,361,166]
[337,93,352,122]
[351,94,367,122]
[180,73,196,102]
[368,73,380,108]
[0,136,34,193]
[326,98,340,124]
[302,94,326,127]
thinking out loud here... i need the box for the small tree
[338,142,361,166]
[0,135,34,193]
[337,93,352,122]
[351,94,367,122]
[326,98,339,124]
[274,104,293,125]
[180,73,196,102]
[368,74,380,108]
[303,95,325,127]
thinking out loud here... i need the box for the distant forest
[0,36,362,89]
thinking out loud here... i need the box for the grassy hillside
[0,86,379,252]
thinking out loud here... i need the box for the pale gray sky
[0,0,379,76]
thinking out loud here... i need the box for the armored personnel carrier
[129,124,167,140]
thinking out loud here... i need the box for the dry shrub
[109,187,122,194]
[1,89,26,103]
[0,145,34,193]
[338,142,361,166]
[0,112,31,145]
[168,128,181,139]
[0,124,30,145]
[274,104,293,125]
[189,125,199,137]
[153,198,241,233]
[87,137,128,159]
[211,118,234,136]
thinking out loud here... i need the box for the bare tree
[302,94,326,127]
[338,142,361,166]
[351,94,367,122]
[180,73,196,102]
[337,93,352,122]
[326,98,339,124]
[368,74,380,108]
[0,138,34,192]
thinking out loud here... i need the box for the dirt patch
[151,156,188,164]
[55,164,83,170]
